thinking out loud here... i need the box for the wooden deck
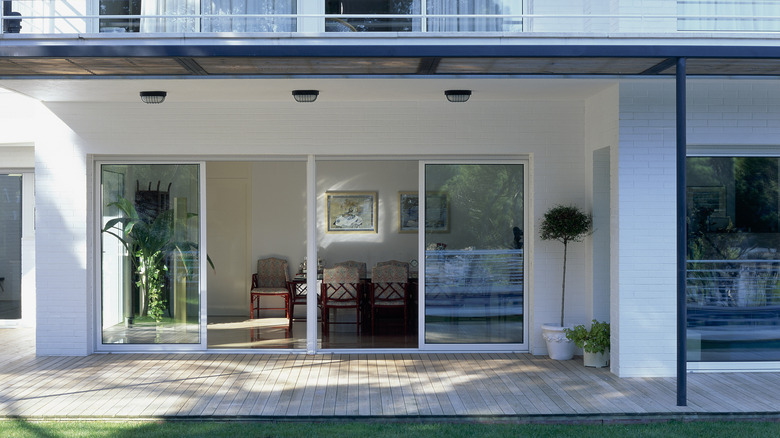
[1,328,779,420]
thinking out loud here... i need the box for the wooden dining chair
[334,260,367,278]
[376,259,410,273]
[250,257,291,320]
[370,264,409,335]
[321,266,361,336]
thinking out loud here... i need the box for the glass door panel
[100,164,201,344]
[0,174,22,320]
[424,163,525,344]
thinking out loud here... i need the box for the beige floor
[206,315,418,349]
[2,327,780,419]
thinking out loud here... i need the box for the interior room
[206,159,419,349]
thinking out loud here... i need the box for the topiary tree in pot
[539,204,592,360]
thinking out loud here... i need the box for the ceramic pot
[583,348,610,368]
[541,323,575,360]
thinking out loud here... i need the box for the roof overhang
[4,39,780,78]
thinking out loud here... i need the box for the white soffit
[0,78,615,103]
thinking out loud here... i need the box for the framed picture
[688,186,726,218]
[326,191,378,233]
[426,192,449,233]
[399,192,419,233]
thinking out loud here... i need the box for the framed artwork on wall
[425,192,450,233]
[326,191,378,233]
[399,192,419,233]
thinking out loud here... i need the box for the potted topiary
[539,204,592,360]
[564,320,610,367]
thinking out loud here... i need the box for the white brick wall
[617,78,780,377]
[618,79,678,377]
[34,105,91,356]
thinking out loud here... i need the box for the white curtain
[427,0,509,32]
[678,1,780,31]
[140,1,296,32]
[141,0,199,32]
[201,0,296,32]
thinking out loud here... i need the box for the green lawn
[1,420,779,438]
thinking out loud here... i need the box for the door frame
[93,159,208,353]
[417,159,530,352]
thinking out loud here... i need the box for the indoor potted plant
[564,320,610,367]
[539,204,592,360]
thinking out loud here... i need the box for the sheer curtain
[201,0,296,32]
[678,1,780,31]
[140,0,296,32]
[141,0,199,32]
[427,0,508,32]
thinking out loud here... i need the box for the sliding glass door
[0,174,22,320]
[100,163,203,346]
[422,162,526,347]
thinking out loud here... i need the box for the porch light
[445,90,471,103]
[139,91,167,104]
[292,90,319,103]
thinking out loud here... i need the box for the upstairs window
[679,0,780,31]
[98,0,296,33]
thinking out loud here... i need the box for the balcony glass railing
[687,260,780,361]
[4,1,780,35]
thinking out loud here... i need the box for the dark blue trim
[4,44,780,59]
[676,57,688,407]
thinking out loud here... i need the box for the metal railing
[5,1,780,35]
[425,249,523,319]
[687,259,780,309]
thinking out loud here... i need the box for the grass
[1,419,779,438]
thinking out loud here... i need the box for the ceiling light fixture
[444,90,472,103]
[140,91,167,104]
[292,90,319,103]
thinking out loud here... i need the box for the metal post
[676,57,688,407]
[3,1,22,34]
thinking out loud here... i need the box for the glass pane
[325,0,420,32]
[427,0,522,32]
[99,0,141,33]
[687,156,780,361]
[0,174,22,320]
[201,1,297,32]
[678,1,780,32]
[101,164,201,344]
[315,160,419,349]
[424,164,524,344]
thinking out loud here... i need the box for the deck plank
[2,329,780,419]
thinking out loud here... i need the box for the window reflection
[687,157,780,361]
[101,164,201,344]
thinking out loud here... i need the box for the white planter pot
[541,323,574,360]
[583,348,610,368]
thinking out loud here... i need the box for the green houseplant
[102,197,204,324]
[539,204,592,360]
[564,320,610,367]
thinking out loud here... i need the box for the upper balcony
[4,1,780,79]
[4,0,780,38]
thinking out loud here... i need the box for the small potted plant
[539,204,592,360]
[564,320,610,367]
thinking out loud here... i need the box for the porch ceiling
[3,44,780,78]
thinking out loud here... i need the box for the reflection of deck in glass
[425,249,524,344]
[687,259,780,361]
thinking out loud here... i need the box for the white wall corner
[34,105,91,356]
[616,79,678,378]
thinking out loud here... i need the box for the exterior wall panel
[34,106,91,356]
[618,79,677,377]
